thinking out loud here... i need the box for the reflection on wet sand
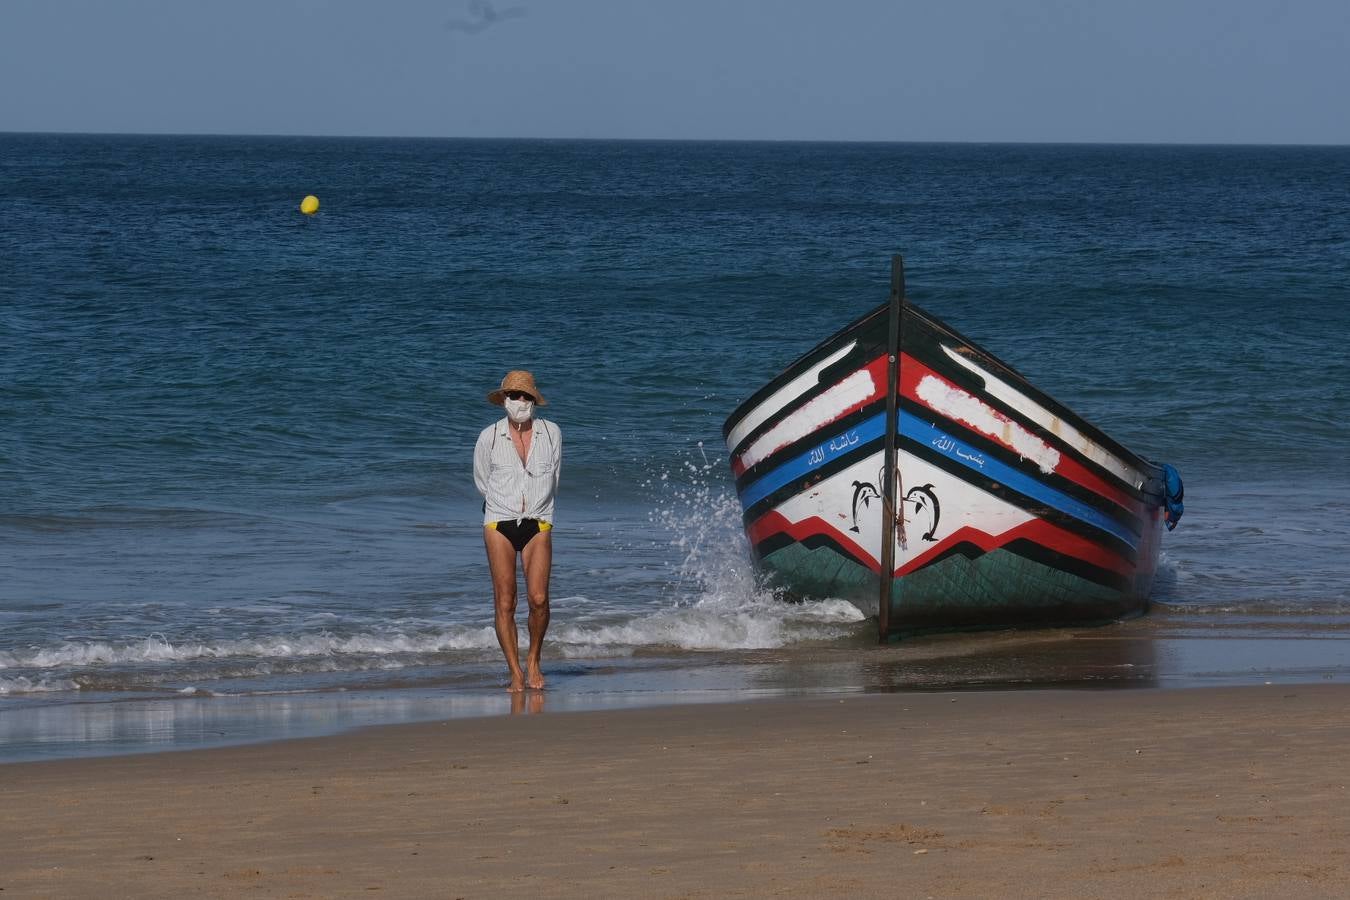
[510,690,546,716]
[855,627,1162,692]
[743,607,1350,694]
[734,629,1159,696]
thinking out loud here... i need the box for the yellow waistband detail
[486,520,552,531]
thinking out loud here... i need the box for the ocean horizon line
[3,129,1348,150]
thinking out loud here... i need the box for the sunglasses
[504,391,535,402]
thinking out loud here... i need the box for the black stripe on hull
[731,344,1156,542]
[742,433,1139,566]
[734,397,886,494]
[751,528,1134,596]
[740,437,885,526]
[896,395,1146,538]
[728,347,885,462]
[901,311,1160,505]
[724,306,888,443]
[906,305,1155,479]
[726,299,1163,508]
[902,436,1139,565]
[735,387,1149,548]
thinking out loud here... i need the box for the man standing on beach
[474,370,561,692]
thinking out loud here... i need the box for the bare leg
[485,526,524,692]
[521,530,552,690]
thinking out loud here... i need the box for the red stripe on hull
[900,356,1143,516]
[731,355,889,477]
[728,351,1143,518]
[747,509,1138,581]
[896,520,1132,579]
[747,510,883,575]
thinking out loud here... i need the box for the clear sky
[2,0,1347,144]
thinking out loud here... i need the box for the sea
[3,135,1349,762]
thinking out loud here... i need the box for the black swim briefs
[487,518,553,552]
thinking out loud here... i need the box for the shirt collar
[497,416,543,436]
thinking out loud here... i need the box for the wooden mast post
[877,255,905,642]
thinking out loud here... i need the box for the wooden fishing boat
[723,256,1184,641]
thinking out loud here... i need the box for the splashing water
[549,456,870,653]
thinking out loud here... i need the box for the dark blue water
[3,135,1349,758]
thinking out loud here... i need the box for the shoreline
[6,614,1350,765]
[5,684,1350,897]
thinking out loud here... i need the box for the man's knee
[526,592,549,612]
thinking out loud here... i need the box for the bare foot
[506,675,525,693]
[526,667,546,690]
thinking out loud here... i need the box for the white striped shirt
[473,417,562,525]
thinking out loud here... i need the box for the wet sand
[5,684,1350,898]
[9,613,1350,765]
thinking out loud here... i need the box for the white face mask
[504,398,534,424]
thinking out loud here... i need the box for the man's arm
[551,423,562,493]
[473,428,491,498]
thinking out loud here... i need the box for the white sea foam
[0,628,501,671]
[0,675,80,694]
[551,596,864,652]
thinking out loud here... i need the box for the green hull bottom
[759,543,1143,636]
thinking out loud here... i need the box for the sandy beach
[4,684,1350,898]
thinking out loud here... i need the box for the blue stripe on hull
[738,414,1139,550]
[737,412,887,510]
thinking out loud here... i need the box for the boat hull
[725,296,1168,638]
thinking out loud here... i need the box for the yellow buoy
[299,195,320,215]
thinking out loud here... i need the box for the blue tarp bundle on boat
[1162,464,1184,531]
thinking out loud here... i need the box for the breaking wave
[0,629,500,671]
[0,462,869,694]
[0,675,81,695]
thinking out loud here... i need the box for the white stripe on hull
[737,369,875,471]
[726,341,857,452]
[940,345,1145,488]
[916,374,1061,475]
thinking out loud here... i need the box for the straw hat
[487,370,548,407]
